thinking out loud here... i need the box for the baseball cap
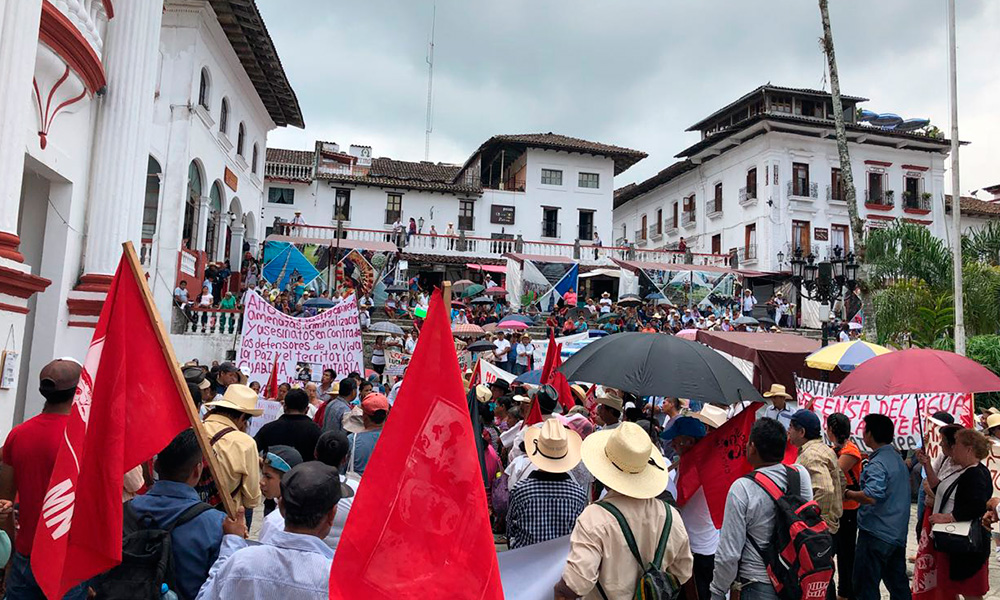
[183,366,211,390]
[660,416,707,442]
[280,462,343,516]
[39,359,82,393]
[790,409,822,439]
[217,362,240,374]
[361,392,389,416]
[261,445,303,474]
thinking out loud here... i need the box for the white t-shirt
[404,336,417,354]
[515,343,534,366]
[259,475,359,554]
[599,298,613,313]
[494,339,511,362]
[839,331,850,342]
[741,295,757,314]
[666,472,720,556]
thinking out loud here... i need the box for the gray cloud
[260,0,998,192]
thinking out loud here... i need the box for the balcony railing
[180,307,243,335]
[739,244,758,263]
[541,222,561,239]
[738,186,758,206]
[648,224,663,240]
[333,206,351,222]
[826,184,849,203]
[272,222,732,267]
[902,191,932,212]
[787,181,819,199]
[865,189,894,208]
[140,238,153,270]
[681,210,696,228]
[634,229,647,245]
[316,163,353,177]
[51,0,110,59]
[266,162,314,181]
[706,198,723,218]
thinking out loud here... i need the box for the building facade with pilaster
[0,0,302,433]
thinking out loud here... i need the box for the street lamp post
[786,246,858,347]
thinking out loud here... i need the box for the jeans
[853,530,911,600]
[6,552,89,600]
[691,553,715,600]
[834,508,858,600]
[741,582,781,600]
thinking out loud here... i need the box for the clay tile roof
[613,160,698,208]
[945,195,1000,218]
[469,133,647,176]
[266,148,314,166]
[317,157,479,194]
[207,0,304,128]
[686,84,868,132]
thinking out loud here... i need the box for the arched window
[206,182,223,258]
[237,123,246,157]
[143,157,162,238]
[252,143,259,174]
[219,97,229,134]
[183,161,202,249]
[198,68,210,109]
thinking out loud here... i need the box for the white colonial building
[612,85,987,273]
[262,134,648,266]
[0,0,301,433]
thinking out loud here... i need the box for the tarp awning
[266,234,397,253]
[613,258,775,278]
[579,268,621,279]
[694,331,842,395]
[467,263,507,274]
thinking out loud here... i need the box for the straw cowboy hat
[762,383,792,400]
[525,418,583,473]
[475,384,493,403]
[203,384,263,416]
[595,388,624,412]
[512,394,532,404]
[581,421,669,499]
[569,384,587,405]
[986,413,1000,431]
[694,404,729,430]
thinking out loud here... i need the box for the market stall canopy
[265,234,397,254]
[613,258,776,278]
[578,268,621,279]
[467,263,507,274]
[694,331,841,396]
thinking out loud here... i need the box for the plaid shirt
[507,471,587,549]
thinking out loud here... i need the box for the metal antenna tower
[424,4,436,161]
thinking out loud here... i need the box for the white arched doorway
[226,197,244,271]
[206,182,224,260]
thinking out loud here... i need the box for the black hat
[217,362,239,374]
[489,379,510,392]
[280,462,342,517]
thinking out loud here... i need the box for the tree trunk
[819,0,874,336]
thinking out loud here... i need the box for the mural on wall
[262,241,398,302]
[636,267,736,309]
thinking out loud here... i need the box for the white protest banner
[532,332,589,365]
[796,375,973,452]
[497,535,571,600]
[247,399,283,437]
[237,290,363,387]
[477,359,516,386]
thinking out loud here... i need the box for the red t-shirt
[2,413,69,556]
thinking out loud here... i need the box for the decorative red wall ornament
[38,2,106,94]
[33,67,87,150]
[102,0,115,19]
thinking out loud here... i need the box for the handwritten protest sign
[385,349,407,377]
[796,375,973,452]
[247,399,283,437]
[925,415,1000,497]
[237,290,363,387]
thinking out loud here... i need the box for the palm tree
[819,0,864,259]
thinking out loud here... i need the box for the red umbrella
[832,348,1000,396]
[485,286,507,296]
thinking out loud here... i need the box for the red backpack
[744,466,834,600]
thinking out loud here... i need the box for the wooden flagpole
[442,280,452,310]
[122,241,240,519]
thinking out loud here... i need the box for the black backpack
[93,501,214,599]
[595,500,681,600]
[744,466,834,600]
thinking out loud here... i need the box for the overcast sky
[259,0,999,193]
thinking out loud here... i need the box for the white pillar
[0,0,42,264]
[213,212,227,262]
[229,222,245,272]
[195,196,210,251]
[78,0,164,288]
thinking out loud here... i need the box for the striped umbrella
[452,323,485,337]
[805,340,892,372]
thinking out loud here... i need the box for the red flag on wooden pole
[540,330,575,412]
[31,243,209,599]
[328,289,503,599]
[265,354,279,399]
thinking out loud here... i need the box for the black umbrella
[617,294,642,307]
[466,340,495,353]
[597,312,621,323]
[471,296,494,304]
[757,316,777,327]
[302,297,335,309]
[558,332,763,405]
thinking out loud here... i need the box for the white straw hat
[524,418,582,473]
[580,422,669,499]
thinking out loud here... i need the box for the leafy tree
[911,295,954,348]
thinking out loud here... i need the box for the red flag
[583,384,597,414]
[676,402,763,529]
[329,290,503,600]
[32,252,193,599]
[524,396,545,426]
[540,331,575,413]
[265,354,279,399]
[467,359,482,390]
